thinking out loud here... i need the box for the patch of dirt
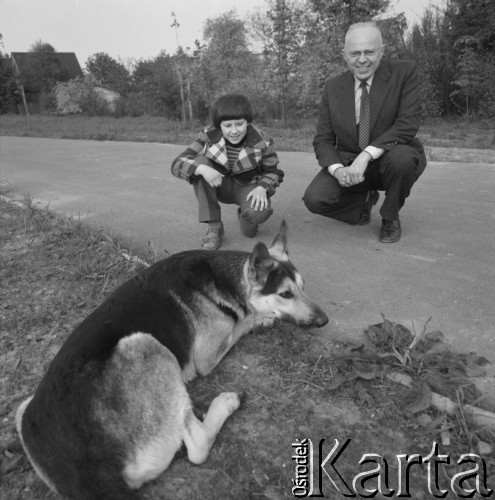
[1,196,493,499]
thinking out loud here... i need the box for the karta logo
[291,438,492,498]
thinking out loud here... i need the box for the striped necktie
[359,81,370,150]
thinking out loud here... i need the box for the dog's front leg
[182,392,240,464]
[194,314,256,377]
[213,313,256,368]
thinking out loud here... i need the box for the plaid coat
[171,124,284,195]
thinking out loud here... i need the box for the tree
[85,52,130,94]
[22,40,70,94]
[408,0,495,117]
[447,0,495,54]
[307,0,389,26]
[478,52,495,118]
[446,0,495,115]
[408,9,450,117]
[199,11,260,108]
[450,36,484,115]
[170,12,194,122]
[0,34,19,112]
[261,0,305,122]
[130,53,181,117]
[172,46,195,122]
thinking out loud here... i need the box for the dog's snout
[313,308,329,327]
[315,311,328,328]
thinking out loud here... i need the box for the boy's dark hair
[211,94,253,129]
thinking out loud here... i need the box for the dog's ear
[248,242,275,285]
[269,219,288,260]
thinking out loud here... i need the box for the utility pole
[170,12,187,123]
[11,55,31,129]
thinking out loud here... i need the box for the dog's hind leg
[182,392,240,464]
[107,333,239,487]
[103,332,192,490]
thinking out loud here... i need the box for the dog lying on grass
[16,220,328,499]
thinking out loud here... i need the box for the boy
[171,94,284,250]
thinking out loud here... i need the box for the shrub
[39,90,57,114]
[54,79,87,114]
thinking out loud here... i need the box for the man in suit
[303,22,427,243]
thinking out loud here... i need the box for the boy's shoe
[237,208,258,238]
[202,222,224,250]
[356,190,379,225]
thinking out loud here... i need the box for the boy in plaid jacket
[171,94,284,250]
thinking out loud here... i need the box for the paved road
[2,136,495,393]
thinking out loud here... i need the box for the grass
[1,194,493,499]
[1,114,494,153]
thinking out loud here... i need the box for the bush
[53,77,122,116]
[54,79,87,114]
[39,90,57,114]
[80,89,115,116]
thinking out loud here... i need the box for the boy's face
[220,118,248,144]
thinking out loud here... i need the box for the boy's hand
[196,164,224,188]
[246,186,268,211]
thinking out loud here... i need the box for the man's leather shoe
[379,219,401,243]
[356,190,379,225]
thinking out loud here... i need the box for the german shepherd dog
[16,221,328,499]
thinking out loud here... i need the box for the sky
[0,0,443,68]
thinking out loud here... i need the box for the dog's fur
[16,221,328,499]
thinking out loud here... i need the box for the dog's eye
[278,290,294,299]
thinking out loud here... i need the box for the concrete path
[2,136,495,392]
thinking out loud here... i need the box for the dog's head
[246,220,328,328]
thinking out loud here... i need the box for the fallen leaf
[465,365,487,377]
[327,374,353,391]
[405,380,432,414]
[355,383,373,406]
[425,330,445,344]
[352,361,385,380]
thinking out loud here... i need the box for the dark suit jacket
[313,59,425,168]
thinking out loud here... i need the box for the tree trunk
[280,98,286,123]
[186,76,193,120]
[177,69,186,123]
[348,0,356,23]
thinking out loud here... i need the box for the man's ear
[248,242,275,285]
[269,219,288,260]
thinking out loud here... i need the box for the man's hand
[246,186,268,211]
[196,164,224,188]
[346,151,372,185]
[334,167,352,187]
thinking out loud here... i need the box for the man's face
[343,27,383,81]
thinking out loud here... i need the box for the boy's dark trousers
[193,175,273,225]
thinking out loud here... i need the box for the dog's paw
[255,317,275,328]
[211,392,241,417]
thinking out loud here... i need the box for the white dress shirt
[327,76,384,176]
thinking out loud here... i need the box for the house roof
[11,52,84,89]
